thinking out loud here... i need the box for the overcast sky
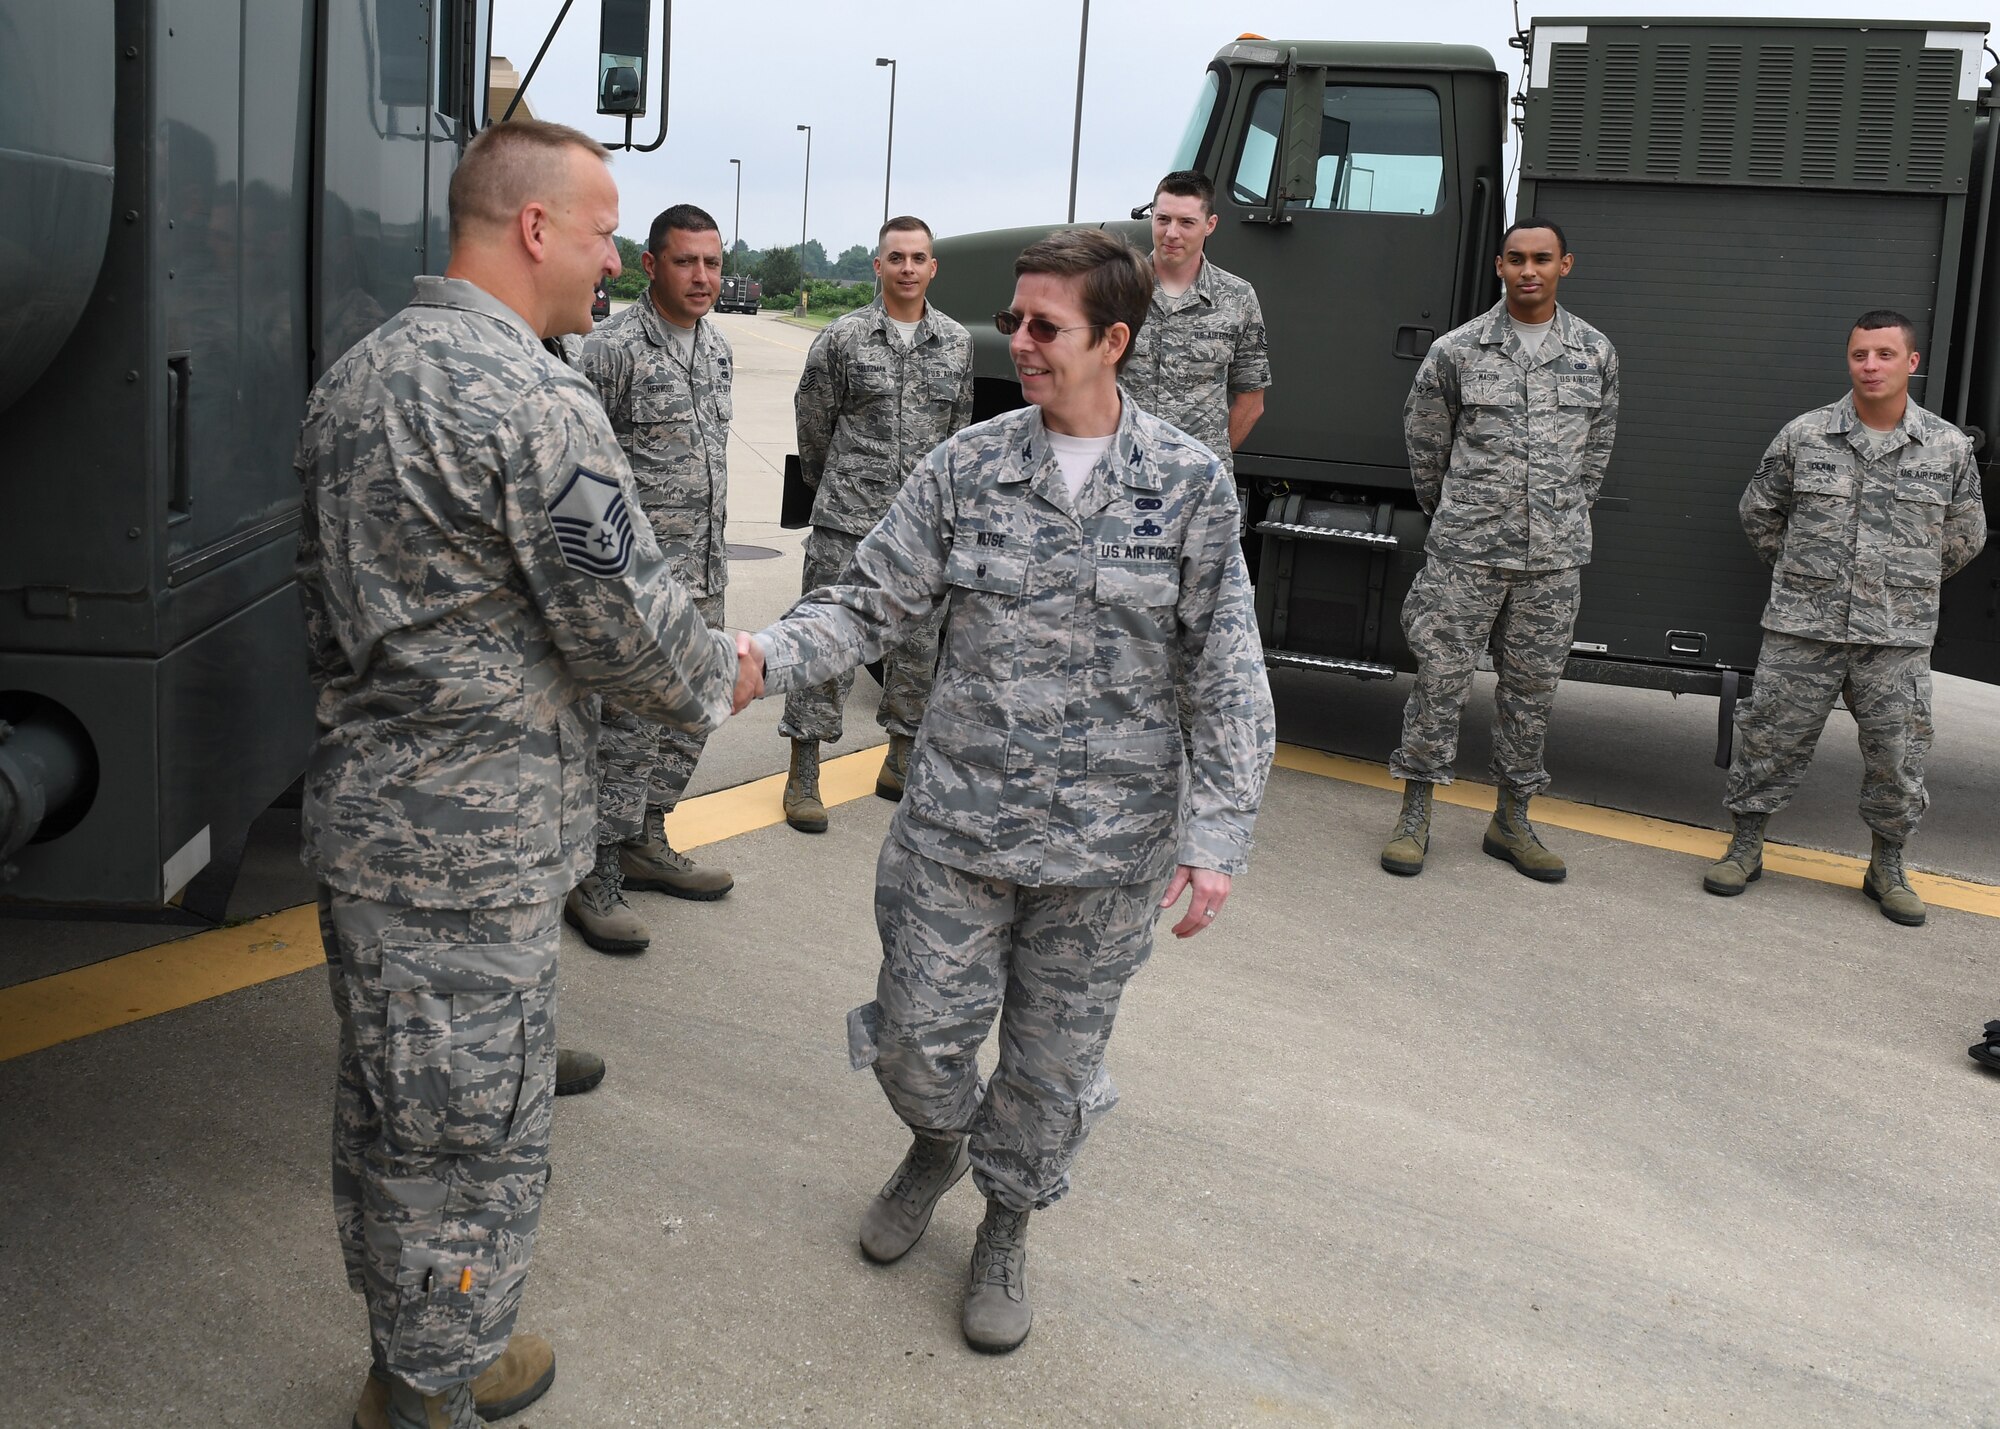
[491,0,2000,257]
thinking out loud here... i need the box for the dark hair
[1154,169,1216,214]
[1013,230,1153,373]
[1499,218,1569,256]
[879,215,934,247]
[648,203,720,254]
[1853,309,1919,350]
[448,119,609,246]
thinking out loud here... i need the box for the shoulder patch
[548,466,636,578]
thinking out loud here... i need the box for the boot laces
[1874,843,1909,889]
[585,847,627,912]
[885,1136,956,1206]
[973,1213,1026,1290]
[1394,798,1428,840]
[1725,825,1762,864]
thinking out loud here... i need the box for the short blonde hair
[448,119,610,245]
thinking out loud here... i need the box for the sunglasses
[994,311,1100,343]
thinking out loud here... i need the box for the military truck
[718,274,763,315]
[928,19,2000,757]
[0,0,494,917]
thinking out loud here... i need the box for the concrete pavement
[2,310,1999,1425]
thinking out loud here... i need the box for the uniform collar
[1831,392,1930,447]
[1478,298,1582,367]
[409,276,542,349]
[1005,396,1164,521]
[634,293,704,355]
[1152,254,1215,311]
[867,295,934,346]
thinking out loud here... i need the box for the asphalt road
[2,309,1997,1427]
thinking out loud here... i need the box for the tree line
[607,235,878,303]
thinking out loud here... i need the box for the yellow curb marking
[1274,745,2000,920]
[728,317,811,354]
[0,746,890,1063]
[6,739,1995,1062]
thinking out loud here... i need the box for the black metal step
[1263,649,1398,680]
[1253,520,1400,548]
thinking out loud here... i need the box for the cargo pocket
[1060,1065,1120,1161]
[847,1001,883,1071]
[386,1242,488,1384]
[378,936,557,1155]
[1885,548,1942,636]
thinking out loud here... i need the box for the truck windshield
[1232,84,1445,215]
[1169,68,1222,171]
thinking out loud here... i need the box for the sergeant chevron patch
[549,465,635,577]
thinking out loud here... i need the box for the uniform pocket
[627,393,694,477]
[941,545,1026,681]
[1094,563,1180,608]
[1885,547,1942,633]
[378,937,556,1155]
[1556,372,1602,408]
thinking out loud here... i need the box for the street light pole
[728,158,741,276]
[875,57,897,225]
[796,123,812,280]
[1067,0,1090,223]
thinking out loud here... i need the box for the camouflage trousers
[1390,558,1582,797]
[1724,631,1934,839]
[596,590,725,841]
[778,526,942,744]
[848,837,1168,1213]
[319,887,558,1394]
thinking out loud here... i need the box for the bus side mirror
[597,0,650,116]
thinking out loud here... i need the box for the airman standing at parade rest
[1705,310,1986,926]
[296,120,753,1429]
[1383,218,1619,883]
[780,215,974,832]
[567,204,739,954]
[1119,168,1270,482]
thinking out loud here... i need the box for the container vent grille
[1907,48,1957,186]
[1854,47,1901,184]
[1802,46,1848,182]
[1696,46,1743,178]
[1645,45,1692,176]
[1749,46,1796,181]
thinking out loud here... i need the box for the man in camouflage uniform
[1120,169,1270,482]
[742,231,1276,1354]
[568,204,737,953]
[780,215,974,832]
[1705,310,1986,926]
[296,121,744,1429]
[1383,219,1619,882]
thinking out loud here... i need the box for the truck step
[1253,520,1400,548]
[1263,650,1398,680]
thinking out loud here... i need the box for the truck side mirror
[597,0,650,117]
[1276,53,1325,210]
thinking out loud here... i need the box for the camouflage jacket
[1404,301,1619,571]
[578,297,734,596]
[295,277,737,909]
[1120,256,1270,479]
[1742,393,1987,648]
[796,298,975,538]
[757,398,1276,886]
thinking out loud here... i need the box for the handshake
[732,631,767,714]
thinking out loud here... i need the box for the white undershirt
[1045,431,1115,500]
[886,315,922,347]
[664,320,696,363]
[1510,313,1555,360]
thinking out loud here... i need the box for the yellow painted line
[1274,743,2000,919]
[728,317,811,354]
[0,746,892,1062]
[665,743,884,848]
[0,903,324,1063]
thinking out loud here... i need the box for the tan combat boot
[621,817,733,900]
[784,739,829,833]
[859,1130,970,1263]
[875,733,916,802]
[1863,832,1927,927]
[1482,788,1567,882]
[563,851,650,954]
[1379,781,1433,876]
[354,1335,555,1429]
[383,1378,478,1429]
[1702,813,1766,896]
[962,1200,1033,1354]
